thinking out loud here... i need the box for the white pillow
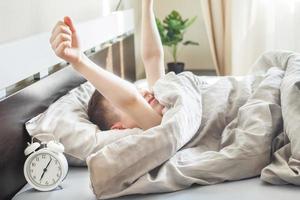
[25,81,143,166]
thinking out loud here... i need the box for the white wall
[0,0,214,82]
[117,0,215,78]
[0,0,102,44]
[121,0,144,78]
[0,0,136,90]
[153,0,214,71]
[0,10,134,91]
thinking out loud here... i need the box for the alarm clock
[24,134,68,191]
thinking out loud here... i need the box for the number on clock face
[28,153,62,187]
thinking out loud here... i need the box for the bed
[0,35,300,200]
[12,167,300,200]
[1,32,300,200]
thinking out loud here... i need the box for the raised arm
[50,17,162,130]
[141,0,165,88]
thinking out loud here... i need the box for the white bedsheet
[14,51,300,200]
[12,168,300,200]
[86,51,300,199]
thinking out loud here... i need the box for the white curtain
[201,0,232,75]
[231,0,300,75]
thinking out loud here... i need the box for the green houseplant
[156,10,199,74]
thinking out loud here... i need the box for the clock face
[26,152,62,188]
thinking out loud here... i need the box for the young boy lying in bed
[50,0,166,131]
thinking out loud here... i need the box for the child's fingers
[50,24,72,43]
[64,16,76,33]
[51,21,64,34]
[144,93,154,102]
[51,33,72,50]
[54,41,71,58]
[139,89,154,102]
[144,91,153,98]
[49,17,80,62]
[52,25,72,39]
[138,88,151,97]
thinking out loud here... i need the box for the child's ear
[110,122,126,130]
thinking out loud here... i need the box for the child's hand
[139,88,154,102]
[50,16,82,66]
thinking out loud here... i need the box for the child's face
[110,90,165,130]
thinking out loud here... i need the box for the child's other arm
[141,0,165,88]
[50,17,162,130]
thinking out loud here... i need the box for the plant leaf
[155,10,198,55]
[183,41,199,46]
[183,16,197,30]
[170,10,182,20]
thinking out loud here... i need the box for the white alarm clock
[24,134,68,191]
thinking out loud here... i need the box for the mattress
[12,167,300,200]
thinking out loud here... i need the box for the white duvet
[87,51,300,199]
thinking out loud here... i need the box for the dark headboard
[0,34,135,200]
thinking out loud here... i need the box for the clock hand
[45,157,52,169]
[40,158,52,181]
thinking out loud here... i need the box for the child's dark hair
[87,90,120,130]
